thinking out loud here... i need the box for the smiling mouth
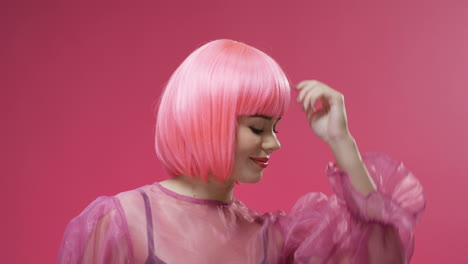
[250,157,269,169]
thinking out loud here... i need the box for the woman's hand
[295,80,351,145]
[296,80,377,195]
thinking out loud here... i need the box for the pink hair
[155,39,291,182]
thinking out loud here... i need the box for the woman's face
[230,115,281,183]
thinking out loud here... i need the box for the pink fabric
[58,153,425,264]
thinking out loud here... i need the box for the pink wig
[155,39,291,182]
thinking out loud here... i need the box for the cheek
[235,130,261,155]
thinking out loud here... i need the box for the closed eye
[250,127,279,134]
[250,127,263,134]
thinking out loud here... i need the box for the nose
[263,133,281,154]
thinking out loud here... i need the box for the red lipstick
[250,157,269,169]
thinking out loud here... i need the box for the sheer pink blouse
[58,153,425,263]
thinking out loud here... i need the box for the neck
[159,174,235,203]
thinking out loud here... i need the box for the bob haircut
[155,39,291,182]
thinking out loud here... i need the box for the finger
[306,107,315,120]
[297,81,341,110]
[297,84,314,104]
[295,80,318,92]
[306,85,327,112]
[302,86,320,111]
[298,80,325,105]
[310,85,341,110]
[295,80,315,90]
[322,96,333,109]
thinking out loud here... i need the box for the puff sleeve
[57,196,133,264]
[279,153,425,264]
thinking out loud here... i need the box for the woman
[58,39,425,263]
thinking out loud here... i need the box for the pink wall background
[3,1,467,263]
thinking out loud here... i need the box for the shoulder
[114,184,158,220]
[70,185,153,230]
[58,190,140,263]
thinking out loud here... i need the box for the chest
[130,206,282,263]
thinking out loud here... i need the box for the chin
[239,174,263,184]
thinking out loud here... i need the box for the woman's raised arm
[296,80,376,195]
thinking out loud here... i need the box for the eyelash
[250,127,279,134]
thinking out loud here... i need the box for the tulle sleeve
[279,152,425,264]
[57,196,133,264]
